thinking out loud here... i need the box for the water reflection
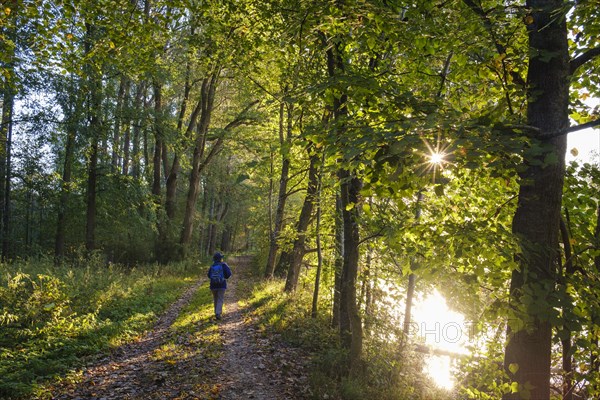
[412,290,469,389]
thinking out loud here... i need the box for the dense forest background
[1,0,600,399]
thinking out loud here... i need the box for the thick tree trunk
[503,1,569,398]
[324,30,363,371]
[0,0,18,262]
[265,101,290,278]
[220,226,232,252]
[338,170,363,373]
[284,148,320,292]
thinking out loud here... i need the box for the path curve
[47,256,310,400]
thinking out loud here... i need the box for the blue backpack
[209,262,225,285]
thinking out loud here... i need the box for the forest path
[216,256,309,399]
[48,256,309,400]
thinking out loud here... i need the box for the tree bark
[166,64,202,220]
[0,83,13,260]
[120,80,132,175]
[311,158,324,318]
[84,22,103,253]
[559,216,574,400]
[592,204,600,391]
[265,100,291,278]
[503,1,569,398]
[284,147,320,292]
[403,192,423,336]
[332,194,343,329]
[338,169,363,374]
[55,85,81,262]
[324,28,363,373]
[180,74,218,250]
[111,76,127,172]
[0,8,17,261]
[151,81,163,198]
[130,82,146,178]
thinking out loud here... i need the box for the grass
[0,256,204,399]
[1,254,455,400]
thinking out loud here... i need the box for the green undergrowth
[0,255,205,399]
[239,266,452,400]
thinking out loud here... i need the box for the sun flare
[429,152,445,165]
[419,134,452,182]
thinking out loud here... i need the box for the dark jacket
[207,262,232,289]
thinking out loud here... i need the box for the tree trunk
[559,216,574,400]
[151,81,163,198]
[181,74,218,250]
[324,28,363,372]
[0,12,16,261]
[121,80,132,175]
[130,82,146,178]
[503,1,569,398]
[0,87,13,260]
[220,225,232,252]
[338,170,363,374]
[198,182,210,256]
[403,273,416,337]
[332,196,343,329]
[84,22,103,252]
[166,65,202,221]
[361,249,374,334]
[265,100,291,278]
[85,123,100,252]
[311,153,325,318]
[403,192,423,336]
[180,80,256,253]
[592,204,600,391]
[55,87,80,262]
[111,76,127,172]
[284,147,320,292]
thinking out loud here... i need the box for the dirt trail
[217,256,308,399]
[48,256,309,400]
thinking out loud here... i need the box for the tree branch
[570,47,600,75]
[197,100,259,173]
[542,119,600,139]
[505,119,600,139]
